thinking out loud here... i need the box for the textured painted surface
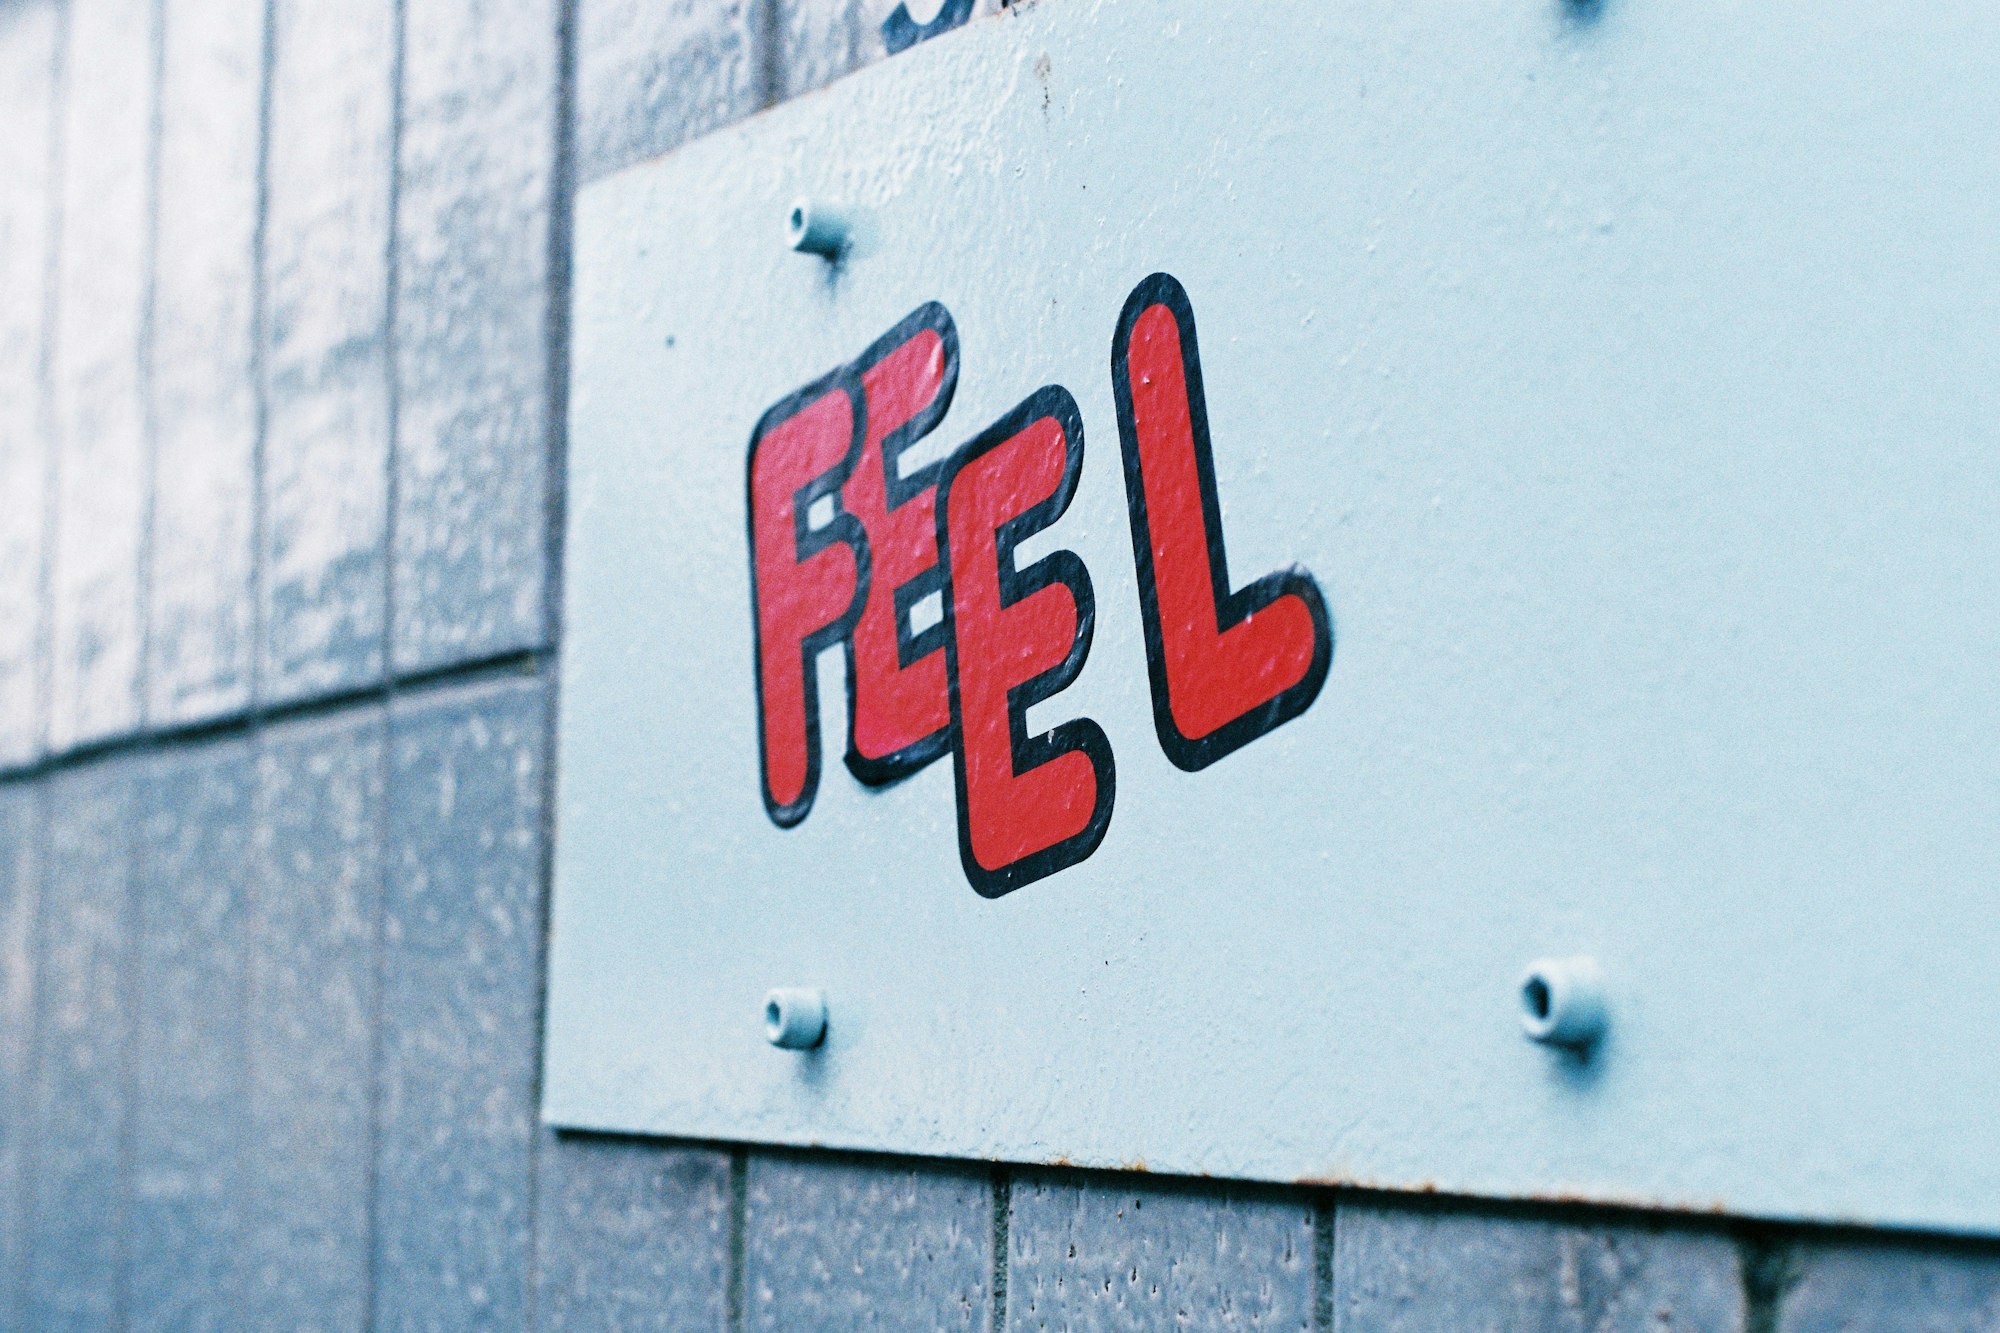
[534,1134,733,1332]
[1008,1176,1315,1332]
[0,0,1997,1327]
[0,0,59,768]
[772,0,864,99]
[1780,1241,2000,1333]
[129,740,253,1333]
[551,0,2000,1231]
[25,760,134,1331]
[0,783,37,1326]
[746,1153,991,1332]
[259,0,395,705]
[1333,1201,1745,1333]
[774,0,1000,99]
[45,0,153,751]
[576,0,766,182]
[393,0,559,674]
[146,0,264,726]
[376,676,547,1329]
[244,710,384,1331]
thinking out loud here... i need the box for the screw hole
[1523,976,1551,1021]
[765,1000,781,1028]
[789,207,805,230]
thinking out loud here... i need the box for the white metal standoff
[786,199,848,258]
[1518,957,1607,1050]
[764,987,828,1049]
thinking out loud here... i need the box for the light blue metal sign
[545,0,2000,1232]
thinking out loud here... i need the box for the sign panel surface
[546,0,2000,1232]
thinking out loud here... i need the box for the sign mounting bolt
[1519,957,1607,1049]
[787,199,848,258]
[765,988,828,1049]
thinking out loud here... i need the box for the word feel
[747,274,1332,894]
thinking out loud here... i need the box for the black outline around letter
[746,369,870,828]
[747,305,962,826]
[841,303,962,787]
[935,385,1115,897]
[1110,272,1333,772]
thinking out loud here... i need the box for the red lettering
[936,388,1115,896]
[1110,273,1332,771]
[747,378,867,826]
[841,306,958,783]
